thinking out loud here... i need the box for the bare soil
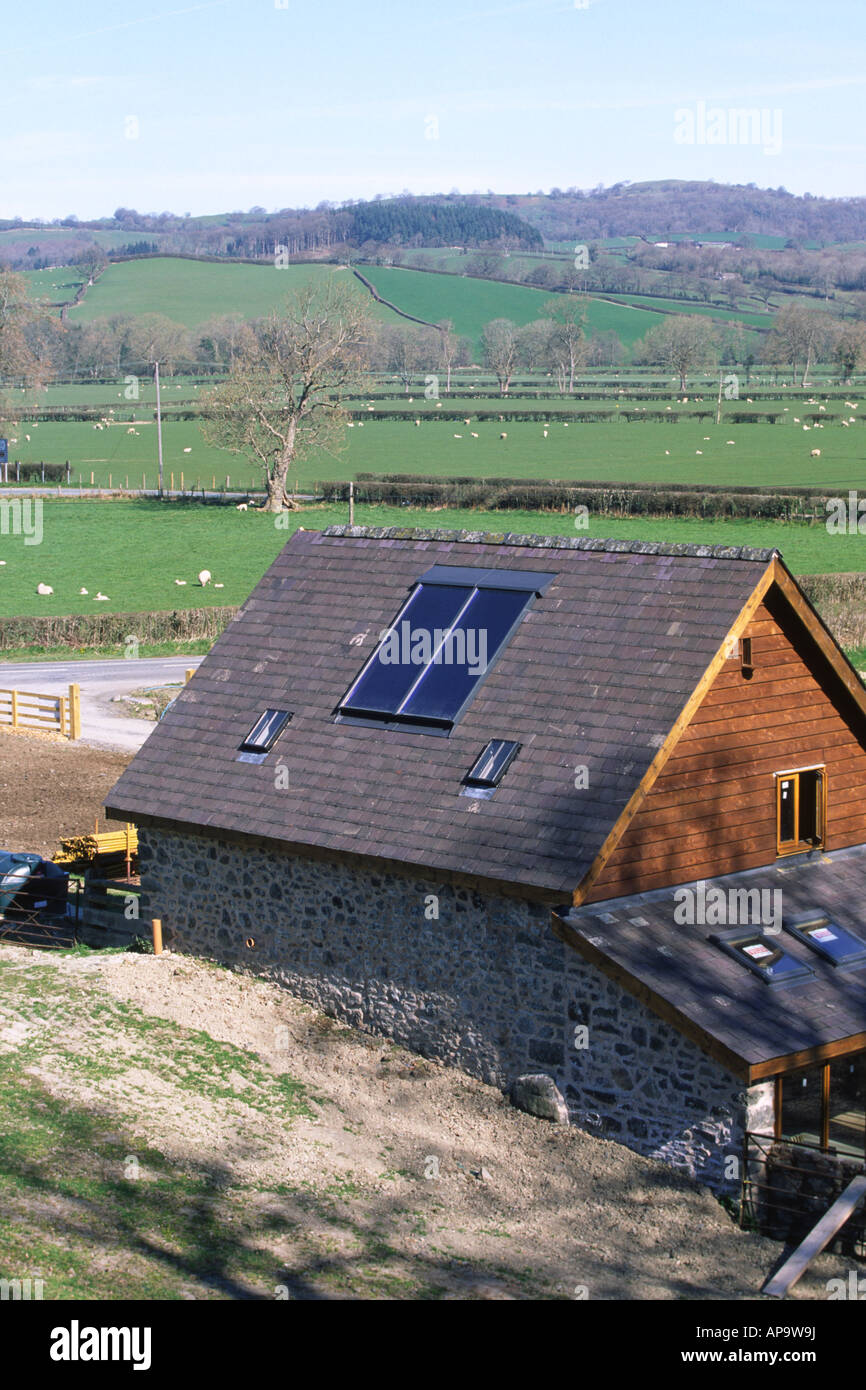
[0,728,131,855]
[0,730,859,1299]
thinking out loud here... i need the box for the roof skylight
[710,928,816,987]
[784,913,866,970]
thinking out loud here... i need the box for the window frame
[775,1050,866,1159]
[775,765,827,856]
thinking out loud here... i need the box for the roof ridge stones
[320,524,779,564]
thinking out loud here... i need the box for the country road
[0,656,203,751]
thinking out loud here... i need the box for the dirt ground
[0,728,131,855]
[0,730,860,1299]
[0,942,859,1301]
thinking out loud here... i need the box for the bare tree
[201,280,372,512]
[482,318,519,395]
[0,270,51,387]
[543,298,588,393]
[766,303,829,386]
[640,314,718,391]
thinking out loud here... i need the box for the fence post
[152,917,163,955]
[60,693,67,738]
[185,668,195,684]
[10,688,18,729]
[68,683,81,740]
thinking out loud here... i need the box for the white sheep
[198,570,211,586]
[79,587,88,595]
[453,434,462,439]
[811,448,821,457]
[174,579,187,585]
[214,582,224,588]
[471,432,479,438]
[183,447,192,454]
[36,583,53,595]
[127,427,136,434]
[499,432,507,440]
[236,503,248,512]
[842,420,850,427]
[94,593,109,601]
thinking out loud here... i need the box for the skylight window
[710,928,816,987]
[337,567,556,733]
[784,913,866,971]
[239,709,291,755]
[461,740,521,798]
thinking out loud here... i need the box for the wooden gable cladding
[581,573,866,904]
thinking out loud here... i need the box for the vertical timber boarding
[581,581,866,904]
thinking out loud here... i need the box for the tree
[640,315,718,391]
[482,318,519,395]
[435,320,468,392]
[201,281,372,512]
[766,303,828,385]
[516,319,553,374]
[74,245,109,286]
[543,298,588,393]
[0,270,51,389]
[832,322,866,383]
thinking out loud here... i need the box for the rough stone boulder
[510,1074,569,1125]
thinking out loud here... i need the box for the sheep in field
[236,503,248,511]
[36,583,53,595]
[811,448,821,457]
[198,570,212,587]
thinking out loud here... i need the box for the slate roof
[105,525,777,897]
[554,845,866,1075]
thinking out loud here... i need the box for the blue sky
[2,0,864,218]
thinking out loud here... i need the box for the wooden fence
[0,683,81,739]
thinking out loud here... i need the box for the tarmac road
[0,655,203,751]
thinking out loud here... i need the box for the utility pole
[716,371,723,427]
[154,360,165,497]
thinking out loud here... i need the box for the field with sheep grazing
[3,411,864,495]
[3,500,866,622]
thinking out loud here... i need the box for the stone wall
[139,824,765,1192]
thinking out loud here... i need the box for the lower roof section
[552,843,866,1082]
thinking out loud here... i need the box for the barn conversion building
[107,525,866,1200]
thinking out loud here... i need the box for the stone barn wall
[139,825,772,1193]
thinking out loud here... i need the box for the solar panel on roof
[338,566,552,732]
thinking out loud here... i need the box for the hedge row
[352,472,822,496]
[0,606,237,652]
[324,477,822,519]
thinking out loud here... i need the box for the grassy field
[2,413,863,494]
[359,265,667,349]
[600,292,772,330]
[1,499,865,620]
[66,259,382,328]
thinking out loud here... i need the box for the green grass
[4,412,863,496]
[66,258,381,329]
[1,498,865,621]
[359,265,668,349]
[600,292,772,330]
